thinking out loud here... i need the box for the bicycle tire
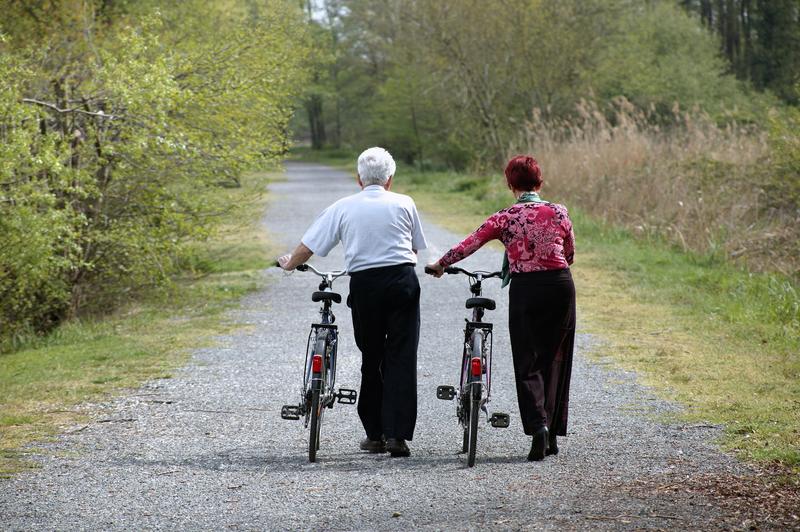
[461,394,469,454]
[308,334,327,462]
[467,383,480,467]
[308,386,322,462]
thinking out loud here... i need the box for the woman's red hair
[504,155,542,191]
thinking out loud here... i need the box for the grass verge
[0,170,278,476]
[292,148,799,466]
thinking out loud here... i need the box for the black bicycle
[279,263,357,462]
[426,266,510,467]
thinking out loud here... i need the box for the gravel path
[1,162,752,530]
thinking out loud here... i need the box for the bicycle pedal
[489,412,510,428]
[280,405,301,420]
[336,388,357,404]
[436,385,456,400]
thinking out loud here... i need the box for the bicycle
[279,263,357,462]
[425,266,510,467]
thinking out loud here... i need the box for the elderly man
[277,147,427,457]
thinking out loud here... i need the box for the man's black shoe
[359,437,386,453]
[527,426,549,461]
[386,438,410,457]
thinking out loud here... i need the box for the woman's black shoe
[527,426,549,461]
[546,432,558,456]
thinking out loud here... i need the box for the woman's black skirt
[508,268,575,436]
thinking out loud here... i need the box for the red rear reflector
[312,355,323,373]
[470,358,481,377]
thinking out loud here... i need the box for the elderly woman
[426,155,575,461]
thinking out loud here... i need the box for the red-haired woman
[426,155,575,461]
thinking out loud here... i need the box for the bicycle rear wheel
[466,384,480,467]
[461,395,469,453]
[307,334,327,462]
[308,386,323,462]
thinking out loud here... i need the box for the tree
[681,0,800,104]
[0,0,311,345]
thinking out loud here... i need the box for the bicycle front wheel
[466,384,480,467]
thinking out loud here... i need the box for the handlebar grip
[296,264,309,272]
[424,266,438,275]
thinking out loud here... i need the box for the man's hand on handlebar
[276,254,293,270]
[424,262,445,278]
[276,243,314,271]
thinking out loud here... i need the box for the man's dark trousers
[349,263,420,441]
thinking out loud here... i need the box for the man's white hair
[357,147,396,186]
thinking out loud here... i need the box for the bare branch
[21,99,120,120]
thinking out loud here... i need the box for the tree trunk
[306,94,326,150]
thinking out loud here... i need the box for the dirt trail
[1,163,760,530]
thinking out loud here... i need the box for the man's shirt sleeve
[301,205,341,257]
[409,200,428,251]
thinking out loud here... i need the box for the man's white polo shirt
[301,185,427,273]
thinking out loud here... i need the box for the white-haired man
[278,147,427,457]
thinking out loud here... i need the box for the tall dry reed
[513,98,798,277]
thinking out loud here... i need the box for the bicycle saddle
[312,291,342,304]
[466,297,496,311]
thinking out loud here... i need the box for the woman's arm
[433,214,503,270]
[563,214,575,265]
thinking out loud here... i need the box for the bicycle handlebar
[297,263,347,279]
[273,260,346,278]
[425,265,502,279]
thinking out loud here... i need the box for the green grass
[398,167,799,465]
[293,148,799,465]
[0,170,279,475]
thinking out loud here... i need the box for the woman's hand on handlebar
[424,262,445,278]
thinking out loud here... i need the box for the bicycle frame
[458,271,495,420]
[430,265,509,466]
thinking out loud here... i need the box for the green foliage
[766,101,800,209]
[591,2,770,120]
[298,0,770,168]
[0,1,310,348]
[0,169,275,474]
[680,0,800,105]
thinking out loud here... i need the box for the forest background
[0,0,798,469]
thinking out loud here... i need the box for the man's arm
[277,243,314,271]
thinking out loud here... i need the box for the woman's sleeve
[438,214,503,268]
[563,213,575,265]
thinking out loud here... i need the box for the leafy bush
[0,1,311,350]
